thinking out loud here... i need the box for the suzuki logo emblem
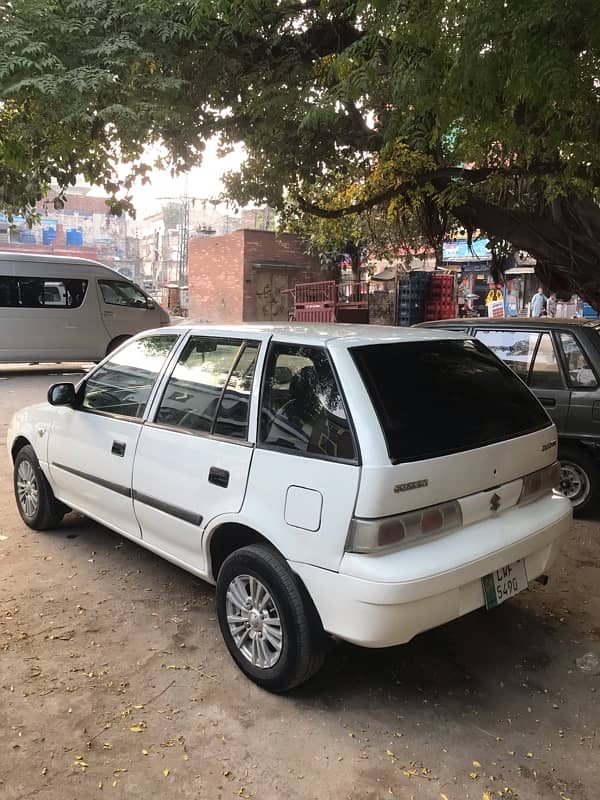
[490,493,501,512]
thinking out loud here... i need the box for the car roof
[419,317,600,330]
[168,321,468,347]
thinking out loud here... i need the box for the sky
[89,138,247,220]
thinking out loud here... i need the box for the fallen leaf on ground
[469,772,479,779]
[473,760,481,768]
[130,723,146,733]
[163,768,170,777]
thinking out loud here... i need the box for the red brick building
[187,229,325,323]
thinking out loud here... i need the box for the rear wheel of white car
[558,445,598,516]
[216,544,327,692]
[13,445,66,530]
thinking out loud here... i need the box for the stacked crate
[424,274,456,321]
[396,272,432,326]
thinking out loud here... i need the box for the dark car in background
[419,317,600,515]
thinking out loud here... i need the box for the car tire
[216,544,327,692]
[105,335,130,356]
[558,444,599,517]
[13,445,66,530]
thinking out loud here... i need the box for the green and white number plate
[482,560,528,609]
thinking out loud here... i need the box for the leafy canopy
[1,0,600,295]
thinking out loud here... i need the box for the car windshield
[351,338,551,463]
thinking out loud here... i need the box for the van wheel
[216,544,327,692]
[558,445,599,516]
[106,335,130,356]
[13,446,66,530]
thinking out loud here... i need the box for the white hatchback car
[7,324,571,691]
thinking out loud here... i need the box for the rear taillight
[346,500,463,554]
[518,462,562,506]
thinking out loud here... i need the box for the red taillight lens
[421,508,444,534]
[378,520,406,547]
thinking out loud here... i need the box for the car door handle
[208,467,229,488]
[103,310,115,317]
[111,441,126,457]
[539,397,557,407]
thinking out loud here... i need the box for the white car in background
[7,324,571,691]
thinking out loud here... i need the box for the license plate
[482,560,528,609]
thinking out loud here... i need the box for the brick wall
[188,229,325,323]
[188,230,245,322]
[242,230,323,321]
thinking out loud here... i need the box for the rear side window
[351,339,550,463]
[82,335,178,418]
[0,276,87,308]
[560,332,597,388]
[529,333,564,389]
[259,344,356,461]
[474,329,539,380]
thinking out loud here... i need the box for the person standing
[547,293,558,318]
[531,287,547,317]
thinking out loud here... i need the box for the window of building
[560,332,598,388]
[259,344,356,461]
[82,335,178,418]
[98,279,148,309]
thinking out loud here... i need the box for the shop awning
[505,266,535,275]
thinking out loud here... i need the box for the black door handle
[539,397,557,407]
[208,467,229,488]
[111,441,126,457]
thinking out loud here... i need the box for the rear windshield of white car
[351,338,551,463]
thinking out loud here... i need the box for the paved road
[0,367,598,800]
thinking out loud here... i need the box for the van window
[155,337,243,433]
[99,279,148,309]
[529,333,564,389]
[82,335,178,418]
[0,276,87,308]
[351,339,550,463]
[560,332,598,388]
[259,344,356,461]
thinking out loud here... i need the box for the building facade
[188,229,325,323]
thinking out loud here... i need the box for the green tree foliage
[1,1,599,297]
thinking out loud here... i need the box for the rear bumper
[291,496,571,648]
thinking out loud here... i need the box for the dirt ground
[0,366,598,800]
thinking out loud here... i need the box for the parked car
[419,317,600,514]
[7,324,571,691]
[0,252,170,363]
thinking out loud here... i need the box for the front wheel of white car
[13,445,66,530]
[216,544,327,692]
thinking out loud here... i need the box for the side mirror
[47,383,77,407]
[146,297,156,310]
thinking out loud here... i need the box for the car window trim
[76,331,183,423]
[556,330,599,390]
[97,277,148,309]
[256,340,360,466]
[143,419,255,448]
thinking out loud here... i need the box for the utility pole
[157,191,213,287]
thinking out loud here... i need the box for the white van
[8,323,571,691]
[0,252,170,363]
